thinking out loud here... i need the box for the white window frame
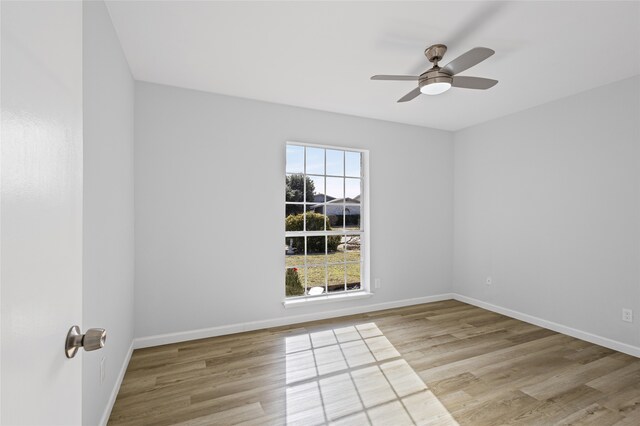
[284,141,370,305]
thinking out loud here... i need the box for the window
[285,143,366,298]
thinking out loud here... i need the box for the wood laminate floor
[109,300,640,425]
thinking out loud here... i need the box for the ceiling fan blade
[452,76,498,90]
[397,87,421,103]
[371,75,419,81]
[441,47,495,76]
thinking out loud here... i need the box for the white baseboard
[99,340,134,426]
[452,294,640,358]
[133,293,454,349]
[132,292,640,358]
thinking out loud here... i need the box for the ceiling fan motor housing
[419,69,453,89]
[421,44,453,91]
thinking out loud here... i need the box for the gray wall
[454,75,640,347]
[83,2,135,424]
[134,81,454,339]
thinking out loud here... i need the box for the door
[1,1,84,424]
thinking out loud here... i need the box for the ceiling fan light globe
[420,82,451,95]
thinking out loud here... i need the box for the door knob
[65,326,106,358]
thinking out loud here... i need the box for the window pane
[327,264,346,293]
[305,205,325,231]
[306,236,326,264]
[344,235,361,264]
[285,237,305,267]
[286,145,304,173]
[285,206,304,231]
[306,266,326,293]
[326,177,343,200]
[306,147,324,175]
[344,205,360,231]
[345,151,361,177]
[334,236,347,263]
[308,175,324,203]
[285,267,305,297]
[326,204,344,231]
[328,235,341,257]
[345,178,361,201]
[299,267,308,291]
[286,174,307,203]
[326,149,344,176]
[347,263,361,291]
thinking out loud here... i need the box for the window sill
[283,291,373,309]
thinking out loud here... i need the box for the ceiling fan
[371,44,498,102]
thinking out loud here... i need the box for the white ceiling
[106,1,640,131]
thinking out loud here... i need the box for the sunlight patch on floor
[285,323,458,425]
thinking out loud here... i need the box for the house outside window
[285,143,367,298]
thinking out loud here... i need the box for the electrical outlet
[374,278,381,289]
[485,276,492,286]
[622,308,633,323]
[100,357,106,384]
